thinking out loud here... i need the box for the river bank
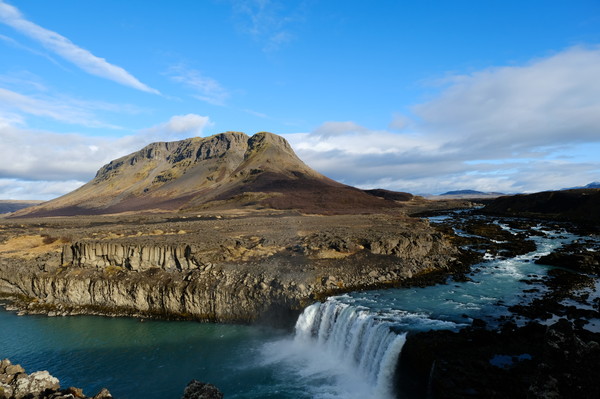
[0,211,466,324]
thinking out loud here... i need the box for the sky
[1,0,600,200]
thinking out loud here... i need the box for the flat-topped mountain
[14,131,407,217]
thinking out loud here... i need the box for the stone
[92,388,113,398]
[66,386,85,398]
[4,364,25,375]
[181,380,224,399]
[13,370,60,398]
[0,359,11,374]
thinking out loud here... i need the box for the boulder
[0,359,112,399]
[182,380,224,399]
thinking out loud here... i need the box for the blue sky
[1,0,599,200]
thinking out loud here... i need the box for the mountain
[561,182,600,190]
[14,132,407,217]
[0,200,44,214]
[439,190,506,196]
[426,190,505,199]
[441,190,486,196]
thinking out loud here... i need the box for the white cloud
[311,121,369,138]
[0,87,121,128]
[141,114,212,139]
[0,178,85,201]
[0,1,159,94]
[414,46,600,158]
[168,65,229,106]
[284,46,600,194]
[0,125,125,181]
[0,111,25,127]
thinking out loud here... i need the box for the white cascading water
[294,297,407,398]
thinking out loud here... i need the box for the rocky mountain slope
[14,132,406,217]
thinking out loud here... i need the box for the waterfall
[294,296,407,398]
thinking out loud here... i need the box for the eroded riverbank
[0,211,465,323]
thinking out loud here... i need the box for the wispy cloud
[0,0,159,94]
[167,65,229,106]
[228,0,305,51]
[285,46,600,194]
[0,32,63,66]
[0,87,113,128]
[243,108,269,118]
[0,87,125,128]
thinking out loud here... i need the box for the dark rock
[481,188,600,230]
[397,320,600,399]
[182,380,224,399]
[535,242,600,274]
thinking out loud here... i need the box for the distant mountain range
[561,182,600,190]
[0,200,44,214]
[482,187,600,226]
[439,190,505,196]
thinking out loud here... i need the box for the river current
[1,213,598,398]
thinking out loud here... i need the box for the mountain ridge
[13,131,407,217]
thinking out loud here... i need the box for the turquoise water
[0,310,293,398]
[1,215,598,398]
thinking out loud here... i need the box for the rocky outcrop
[535,240,600,274]
[481,188,600,230]
[182,380,223,399]
[0,359,111,399]
[397,319,600,399]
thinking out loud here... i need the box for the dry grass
[0,234,67,258]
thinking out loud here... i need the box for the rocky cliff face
[0,214,460,323]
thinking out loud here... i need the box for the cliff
[0,213,460,323]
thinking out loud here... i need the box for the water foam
[261,298,409,399]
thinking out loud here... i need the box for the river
[1,212,598,398]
